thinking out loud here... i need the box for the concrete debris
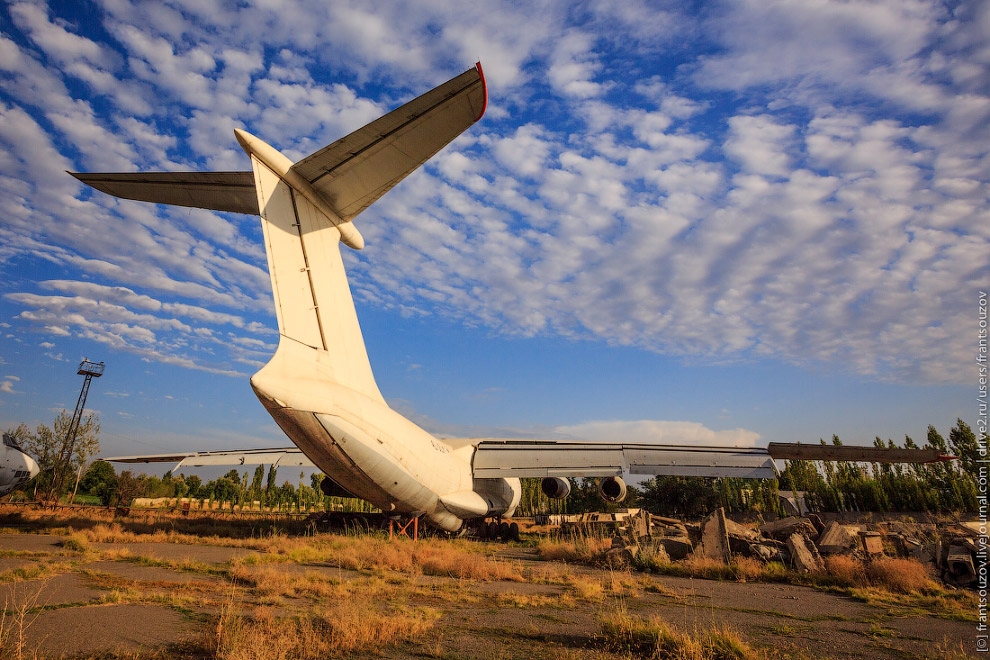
[759,516,818,542]
[543,508,983,589]
[945,545,977,586]
[816,521,857,554]
[858,531,885,556]
[658,536,693,561]
[605,544,640,568]
[787,533,824,573]
[697,508,732,563]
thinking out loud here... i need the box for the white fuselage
[250,338,519,531]
[0,443,40,496]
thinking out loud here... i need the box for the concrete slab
[21,603,199,658]
[0,556,34,574]
[0,573,102,609]
[0,533,64,554]
[82,560,220,585]
[90,541,251,564]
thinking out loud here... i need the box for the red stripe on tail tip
[475,61,488,122]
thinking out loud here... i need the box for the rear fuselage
[250,339,519,531]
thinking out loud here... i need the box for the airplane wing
[468,440,950,480]
[290,63,487,222]
[69,171,258,215]
[102,447,315,471]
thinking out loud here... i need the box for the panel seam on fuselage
[288,188,328,351]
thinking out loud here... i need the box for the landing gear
[475,518,520,542]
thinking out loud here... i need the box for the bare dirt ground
[0,509,977,659]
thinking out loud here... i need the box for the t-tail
[73,64,487,402]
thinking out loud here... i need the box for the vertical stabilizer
[251,154,384,402]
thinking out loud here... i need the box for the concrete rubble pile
[554,508,987,586]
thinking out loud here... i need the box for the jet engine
[597,476,627,502]
[540,477,571,500]
[319,476,355,498]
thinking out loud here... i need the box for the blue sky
[0,0,986,461]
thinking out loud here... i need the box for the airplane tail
[249,152,384,400]
[71,64,487,403]
[244,64,486,401]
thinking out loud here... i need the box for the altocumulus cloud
[0,0,985,385]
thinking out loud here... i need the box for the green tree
[21,411,100,502]
[949,419,981,481]
[79,460,117,505]
[212,477,238,505]
[183,474,202,498]
[250,465,265,502]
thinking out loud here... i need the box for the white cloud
[724,115,796,178]
[555,420,762,447]
[0,0,983,390]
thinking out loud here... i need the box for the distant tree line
[60,464,378,513]
[6,417,981,518]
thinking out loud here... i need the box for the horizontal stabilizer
[102,447,315,469]
[291,63,487,222]
[70,171,259,215]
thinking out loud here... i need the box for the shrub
[865,558,934,594]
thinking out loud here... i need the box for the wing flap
[471,440,778,479]
[290,64,486,222]
[71,171,259,215]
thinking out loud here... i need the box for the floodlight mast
[46,359,104,505]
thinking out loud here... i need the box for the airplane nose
[23,453,40,479]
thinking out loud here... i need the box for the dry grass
[864,558,935,593]
[823,555,936,593]
[536,536,612,564]
[212,595,437,659]
[0,560,67,585]
[599,607,765,659]
[0,505,316,541]
[822,555,866,586]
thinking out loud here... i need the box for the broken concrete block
[650,543,671,564]
[858,531,885,556]
[759,516,817,541]
[723,518,760,555]
[806,513,826,536]
[697,508,731,563]
[787,533,824,573]
[816,521,857,555]
[605,545,639,568]
[750,543,784,563]
[658,536,693,561]
[945,545,977,586]
[724,518,759,540]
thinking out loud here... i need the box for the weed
[866,623,898,638]
[212,596,437,658]
[536,534,611,564]
[599,606,765,659]
[59,533,90,553]
[0,579,48,660]
[864,558,935,594]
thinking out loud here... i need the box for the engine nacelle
[319,476,355,498]
[540,477,571,500]
[597,476,627,502]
